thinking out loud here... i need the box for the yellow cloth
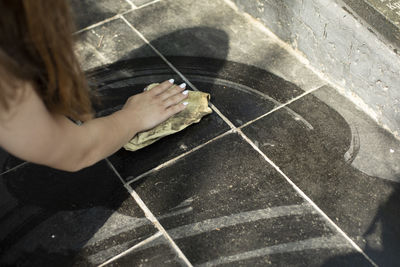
[123,83,212,151]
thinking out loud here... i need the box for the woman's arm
[0,79,188,172]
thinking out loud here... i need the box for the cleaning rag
[123,83,212,151]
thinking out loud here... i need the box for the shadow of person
[321,182,400,267]
[363,182,400,266]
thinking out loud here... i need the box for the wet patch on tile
[130,133,365,265]
[86,58,229,180]
[0,161,157,266]
[69,0,132,30]
[242,86,400,266]
[123,0,325,92]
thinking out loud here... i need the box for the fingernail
[182,90,189,95]
[179,83,186,88]
[168,79,174,84]
[183,102,188,106]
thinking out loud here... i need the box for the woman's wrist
[109,109,140,144]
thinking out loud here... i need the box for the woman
[0,1,188,172]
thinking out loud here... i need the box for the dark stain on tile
[0,161,157,266]
[242,88,400,266]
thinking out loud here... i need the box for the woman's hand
[120,79,189,134]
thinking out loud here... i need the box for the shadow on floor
[323,183,400,267]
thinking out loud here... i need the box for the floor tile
[107,234,187,266]
[0,161,158,267]
[242,86,400,266]
[74,18,155,71]
[69,0,132,31]
[165,56,305,126]
[130,133,369,265]
[123,0,325,93]
[86,58,229,181]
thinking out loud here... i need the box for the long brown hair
[0,0,93,121]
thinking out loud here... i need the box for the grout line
[235,128,378,267]
[120,16,193,85]
[0,162,28,176]
[74,0,164,35]
[98,232,162,267]
[125,184,193,266]
[124,0,138,9]
[74,13,125,35]
[135,0,164,10]
[239,86,321,130]
[127,129,233,186]
[105,158,127,185]
[107,158,192,266]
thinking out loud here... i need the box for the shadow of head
[120,26,231,61]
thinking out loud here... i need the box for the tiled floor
[1,0,400,266]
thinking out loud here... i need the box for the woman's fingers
[148,79,175,95]
[163,88,188,108]
[159,83,187,101]
[166,101,188,117]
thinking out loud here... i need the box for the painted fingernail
[179,83,186,88]
[182,90,189,95]
[168,79,174,84]
[183,102,188,106]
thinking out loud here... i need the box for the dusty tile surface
[129,133,370,266]
[0,161,158,267]
[74,18,155,71]
[242,86,400,266]
[107,234,187,266]
[69,0,132,30]
[124,0,326,92]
